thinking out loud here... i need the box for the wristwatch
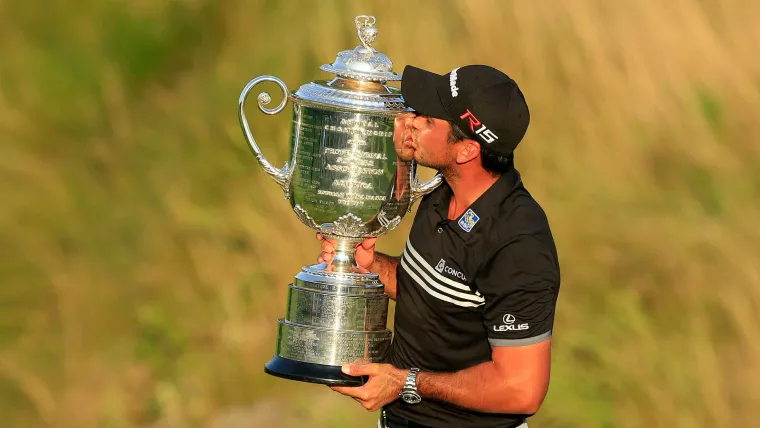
[399,368,422,405]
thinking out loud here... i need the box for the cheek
[418,129,440,147]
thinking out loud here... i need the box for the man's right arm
[368,252,399,300]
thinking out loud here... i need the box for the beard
[412,143,456,170]
[410,144,461,183]
[413,154,446,171]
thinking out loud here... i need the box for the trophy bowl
[238,15,441,386]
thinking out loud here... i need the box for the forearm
[369,252,399,299]
[416,361,543,415]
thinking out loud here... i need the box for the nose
[394,112,416,133]
[400,112,416,127]
[411,115,428,129]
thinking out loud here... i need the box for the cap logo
[449,67,460,97]
[460,109,499,144]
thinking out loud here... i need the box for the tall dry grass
[1,0,759,427]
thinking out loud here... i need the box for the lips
[404,135,416,150]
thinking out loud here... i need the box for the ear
[455,139,481,164]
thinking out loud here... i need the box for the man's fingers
[341,363,379,377]
[317,233,338,246]
[318,232,337,269]
[330,385,364,399]
[358,238,377,251]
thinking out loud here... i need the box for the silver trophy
[238,15,441,386]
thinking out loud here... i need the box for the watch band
[404,367,420,389]
[399,367,421,404]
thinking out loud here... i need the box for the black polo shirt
[384,166,561,428]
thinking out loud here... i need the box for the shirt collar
[431,167,523,240]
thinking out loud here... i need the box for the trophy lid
[319,15,402,82]
[291,15,409,115]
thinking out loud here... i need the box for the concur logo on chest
[435,259,466,281]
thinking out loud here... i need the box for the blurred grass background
[1,0,759,427]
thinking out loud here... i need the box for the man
[318,64,561,428]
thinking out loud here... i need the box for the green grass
[1,0,759,427]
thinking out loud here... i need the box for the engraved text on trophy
[288,107,401,226]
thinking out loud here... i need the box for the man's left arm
[336,339,550,414]
[416,233,561,413]
[415,339,551,414]
[333,234,561,414]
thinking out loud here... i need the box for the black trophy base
[265,355,368,386]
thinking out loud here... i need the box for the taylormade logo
[449,67,460,97]
[435,258,466,281]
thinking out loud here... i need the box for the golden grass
[1,0,759,426]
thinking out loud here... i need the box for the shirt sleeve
[475,234,560,347]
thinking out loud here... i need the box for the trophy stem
[330,237,364,272]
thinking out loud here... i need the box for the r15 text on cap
[460,109,499,144]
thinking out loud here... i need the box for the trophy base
[265,355,368,386]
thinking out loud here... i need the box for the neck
[443,165,501,220]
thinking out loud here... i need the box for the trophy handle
[409,163,443,207]
[238,75,291,193]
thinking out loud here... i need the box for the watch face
[401,392,422,405]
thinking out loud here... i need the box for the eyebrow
[412,113,436,127]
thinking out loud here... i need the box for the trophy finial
[355,15,378,51]
[320,15,400,82]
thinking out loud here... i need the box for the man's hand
[317,233,376,273]
[316,233,337,271]
[394,112,416,161]
[330,363,407,412]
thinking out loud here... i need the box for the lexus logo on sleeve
[494,314,529,332]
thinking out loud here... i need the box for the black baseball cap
[401,64,530,156]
